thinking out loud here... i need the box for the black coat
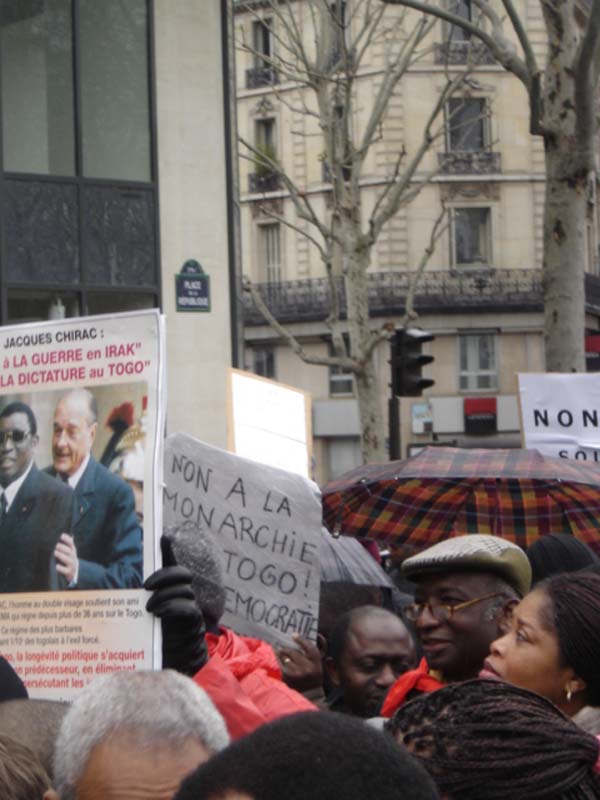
[47,457,143,589]
[0,464,75,592]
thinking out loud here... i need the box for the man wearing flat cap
[380,534,531,716]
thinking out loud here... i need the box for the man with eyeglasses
[380,534,531,717]
[0,401,75,592]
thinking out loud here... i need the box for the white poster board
[0,310,165,699]
[164,433,321,647]
[227,369,312,479]
[519,373,600,461]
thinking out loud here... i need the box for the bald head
[327,606,417,717]
[52,390,98,478]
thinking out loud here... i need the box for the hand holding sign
[144,536,208,677]
[277,633,323,693]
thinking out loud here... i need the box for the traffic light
[390,328,435,397]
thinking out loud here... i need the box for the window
[448,0,471,42]
[252,18,273,68]
[255,118,276,160]
[0,0,159,320]
[1,0,75,174]
[447,98,488,151]
[251,118,280,191]
[329,335,353,396]
[452,208,491,268]
[259,223,282,283]
[253,348,276,379]
[79,0,151,181]
[459,333,498,391]
[326,1,347,69]
[246,18,277,88]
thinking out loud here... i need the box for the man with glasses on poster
[0,402,75,593]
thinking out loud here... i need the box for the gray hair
[165,521,226,624]
[53,670,229,800]
[0,698,68,779]
[482,575,519,622]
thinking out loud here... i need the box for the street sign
[175,259,211,312]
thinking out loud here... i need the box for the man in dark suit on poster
[47,388,143,590]
[0,402,74,593]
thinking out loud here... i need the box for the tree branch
[575,0,600,147]
[381,0,532,90]
[243,277,356,369]
[401,206,448,325]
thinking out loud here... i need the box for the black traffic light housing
[390,328,435,397]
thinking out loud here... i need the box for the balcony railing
[438,151,501,174]
[244,268,547,325]
[434,40,495,65]
[245,66,279,89]
[248,171,282,193]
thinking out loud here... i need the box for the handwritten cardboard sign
[164,434,321,647]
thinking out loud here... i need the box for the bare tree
[381,0,600,373]
[237,0,466,462]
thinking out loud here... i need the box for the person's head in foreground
[0,734,51,800]
[527,533,599,585]
[388,679,600,800]
[482,570,600,716]
[175,710,439,800]
[401,534,531,682]
[164,521,226,630]
[326,605,417,717]
[45,670,229,800]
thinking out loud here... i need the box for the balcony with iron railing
[248,170,282,194]
[438,151,501,175]
[245,66,279,89]
[244,270,600,325]
[434,40,495,65]
[244,269,542,325]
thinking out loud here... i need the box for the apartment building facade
[0,0,238,446]
[234,0,600,484]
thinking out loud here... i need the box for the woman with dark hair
[480,571,600,716]
[387,679,600,800]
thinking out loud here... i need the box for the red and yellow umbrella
[322,447,600,551]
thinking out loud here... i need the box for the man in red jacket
[145,522,315,739]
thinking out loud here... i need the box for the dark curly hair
[387,679,600,800]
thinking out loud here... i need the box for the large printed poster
[0,310,165,699]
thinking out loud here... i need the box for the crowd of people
[2,524,600,798]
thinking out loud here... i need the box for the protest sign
[519,373,600,460]
[0,310,165,699]
[227,369,312,479]
[164,433,321,647]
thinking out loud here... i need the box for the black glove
[144,536,208,677]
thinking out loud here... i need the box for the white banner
[518,372,600,461]
[164,433,321,647]
[0,310,165,698]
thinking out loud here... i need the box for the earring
[566,688,573,702]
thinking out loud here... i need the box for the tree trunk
[344,241,387,463]
[542,139,589,373]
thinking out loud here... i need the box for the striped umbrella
[322,447,600,551]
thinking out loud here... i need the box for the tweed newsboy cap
[402,534,532,597]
